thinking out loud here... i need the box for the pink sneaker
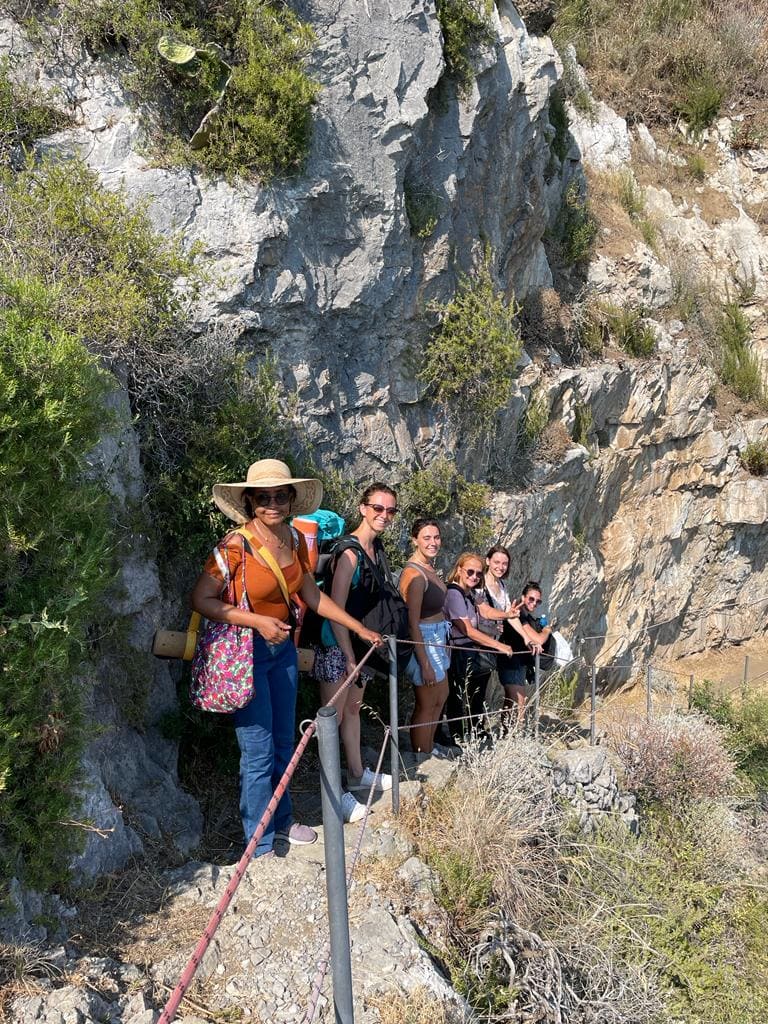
[275,823,318,845]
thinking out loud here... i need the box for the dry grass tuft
[609,711,737,806]
[367,984,460,1024]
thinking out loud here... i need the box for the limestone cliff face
[3,0,768,879]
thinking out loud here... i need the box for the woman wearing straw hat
[191,459,382,858]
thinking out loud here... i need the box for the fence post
[533,652,541,739]
[316,707,354,1024]
[646,664,652,721]
[387,636,400,816]
[742,655,750,701]
[688,673,694,710]
[589,664,596,745]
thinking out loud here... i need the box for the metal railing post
[590,664,596,745]
[533,652,541,739]
[387,636,400,816]
[688,673,694,709]
[742,655,750,701]
[316,707,354,1024]
[646,664,652,721]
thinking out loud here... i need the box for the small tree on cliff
[420,250,522,435]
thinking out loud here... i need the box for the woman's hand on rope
[252,614,292,644]
[356,626,383,647]
[528,641,543,654]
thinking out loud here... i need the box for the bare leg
[503,685,526,730]
[319,677,366,778]
[410,678,449,752]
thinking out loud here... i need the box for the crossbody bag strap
[237,527,292,611]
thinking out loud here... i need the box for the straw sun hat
[212,459,323,523]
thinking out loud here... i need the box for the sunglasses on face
[252,490,292,507]
[464,568,483,578]
[365,503,398,516]
[526,596,542,606]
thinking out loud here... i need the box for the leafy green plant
[639,216,658,249]
[0,59,69,162]
[404,180,442,238]
[677,72,724,137]
[613,168,645,219]
[741,441,768,476]
[685,150,707,181]
[435,0,494,92]
[572,401,593,447]
[691,683,768,791]
[59,0,318,180]
[609,305,656,357]
[520,388,550,448]
[0,284,115,889]
[550,180,598,266]
[420,251,522,434]
[456,479,493,550]
[548,85,570,163]
[715,302,764,405]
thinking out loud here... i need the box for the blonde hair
[447,551,484,584]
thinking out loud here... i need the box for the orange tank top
[203,528,311,621]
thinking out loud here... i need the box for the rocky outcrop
[550,747,638,833]
[2,0,768,885]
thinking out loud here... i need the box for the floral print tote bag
[190,536,254,713]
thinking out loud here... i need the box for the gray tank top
[404,561,447,618]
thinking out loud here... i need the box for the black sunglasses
[252,490,293,506]
[464,568,483,578]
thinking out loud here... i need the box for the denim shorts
[406,620,451,686]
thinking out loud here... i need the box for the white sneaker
[341,791,367,823]
[348,766,393,792]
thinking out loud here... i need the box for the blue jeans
[233,635,298,856]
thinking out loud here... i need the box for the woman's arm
[190,573,292,644]
[401,569,436,683]
[450,617,512,655]
[505,617,543,654]
[299,568,381,649]
[522,621,552,645]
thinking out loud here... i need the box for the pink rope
[157,642,379,1024]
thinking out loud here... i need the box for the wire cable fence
[157,621,768,1024]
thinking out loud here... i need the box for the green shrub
[685,150,707,181]
[520,387,550,448]
[550,180,598,266]
[58,0,318,180]
[148,355,294,579]
[456,479,493,550]
[609,305,656,357]
[568,807,768,1024]
[613,168,644,219]
[404,180,442,238]
[639,216,658,249]
[691,683,768,791]
[572,401,593,447]
[435,0,494,92]
[420,251,522,434]
[715,302,764,405]
[0,60,69,162]
[677,72,724,137]
[741,441,768,476]
[548,85,570,163]
[0,285,115,889]
[0,158,191,364]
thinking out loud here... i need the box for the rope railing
[157,642,380,1024]
[157,617,768,1024]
